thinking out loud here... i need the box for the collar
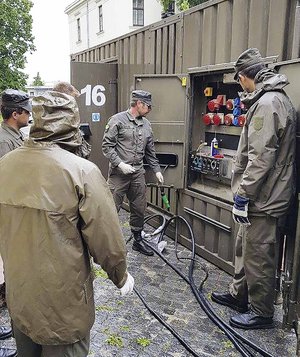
[1,122,23,140]
[126,110,144,126]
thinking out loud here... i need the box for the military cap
[1,89,32,112]
[234,48,263,80]
[131,90,152,106]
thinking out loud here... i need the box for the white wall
[65,0,165,55]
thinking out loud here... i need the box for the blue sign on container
[92,113,101,122]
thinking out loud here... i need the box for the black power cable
[140,213,274,357]
[133,286,203,357]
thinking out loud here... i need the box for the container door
[135,74,187,189]
[71,62,118,177]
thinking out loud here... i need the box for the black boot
[211,292,248,313]
[132,231,154,256]
[230,310,274,329]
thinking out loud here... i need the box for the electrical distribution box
[187,65,244,202]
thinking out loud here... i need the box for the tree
[176,0,209,11]
[0,0,35,91]
[32,72,45,86]
[158,0,174,12]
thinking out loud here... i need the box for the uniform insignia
[252,116,263,131]
[105,124,110,132]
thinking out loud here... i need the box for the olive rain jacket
[232,68,296,217]
[0,92,128,344]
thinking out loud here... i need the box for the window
[77,18,81,42]
[99,5,103,32]
[133,0,144,26]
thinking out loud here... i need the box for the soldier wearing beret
[212,48,296,329]
[102,90,164,256]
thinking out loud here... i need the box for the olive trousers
[13,324,90,357]
[108,169,146,232]
[229,215,278,317]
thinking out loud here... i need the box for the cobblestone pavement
[0,209,297,356]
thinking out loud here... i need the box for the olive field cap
[131,90,152,106]
[234,48,263,80]
[1,89,32,112]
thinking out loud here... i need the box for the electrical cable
[128,209,275,356]
[153,214,255,357]
[142,213,274,357]
[133,286,203,357]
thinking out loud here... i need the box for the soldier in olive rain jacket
[0,91,134,356]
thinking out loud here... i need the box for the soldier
[0,89,31,357]
[0,89,31,157]
[102,90,164,256]
[0,91,133,356]
[212,48,296,329]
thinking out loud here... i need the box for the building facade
[65,0,175,54]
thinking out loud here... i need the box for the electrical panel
[188,68,244,199]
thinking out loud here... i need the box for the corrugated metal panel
[178,191,235,273]
[215,1,232,64]
[71,0,298,72]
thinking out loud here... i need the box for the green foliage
[158,0,173,12]
[176,0,209,11]
[105,334,124,348]
[93,267,108,279]
[0,0,35,91]
[178,0,190,10]
[95,305,114,312]
[222,340,234,349]
[136,337,151,347]
[31,72,44,86]
[120,325,130,332]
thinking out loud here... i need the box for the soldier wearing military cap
[212,48,296,329]
[0,89,31,157]
[102,90,164,256]
[0,89,31,357]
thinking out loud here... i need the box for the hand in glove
[155,171,164,185]
[232,194,251,226]
[119,272,134,296]
[118,162,136,175]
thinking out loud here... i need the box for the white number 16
[81,84,106,106]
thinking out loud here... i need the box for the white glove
[118,162,136,175]
[155,171,164,184]
[120,272,134,296]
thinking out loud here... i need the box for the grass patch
[95,305,114,312]
[106,334,123,348]
[136,337,151,347]
[120,325,130,332]
[93,267,108,279]
[122,221,130,228]
[222,340,234,349]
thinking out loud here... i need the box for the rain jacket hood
[239,68,289,106]
[29,91,83,151]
